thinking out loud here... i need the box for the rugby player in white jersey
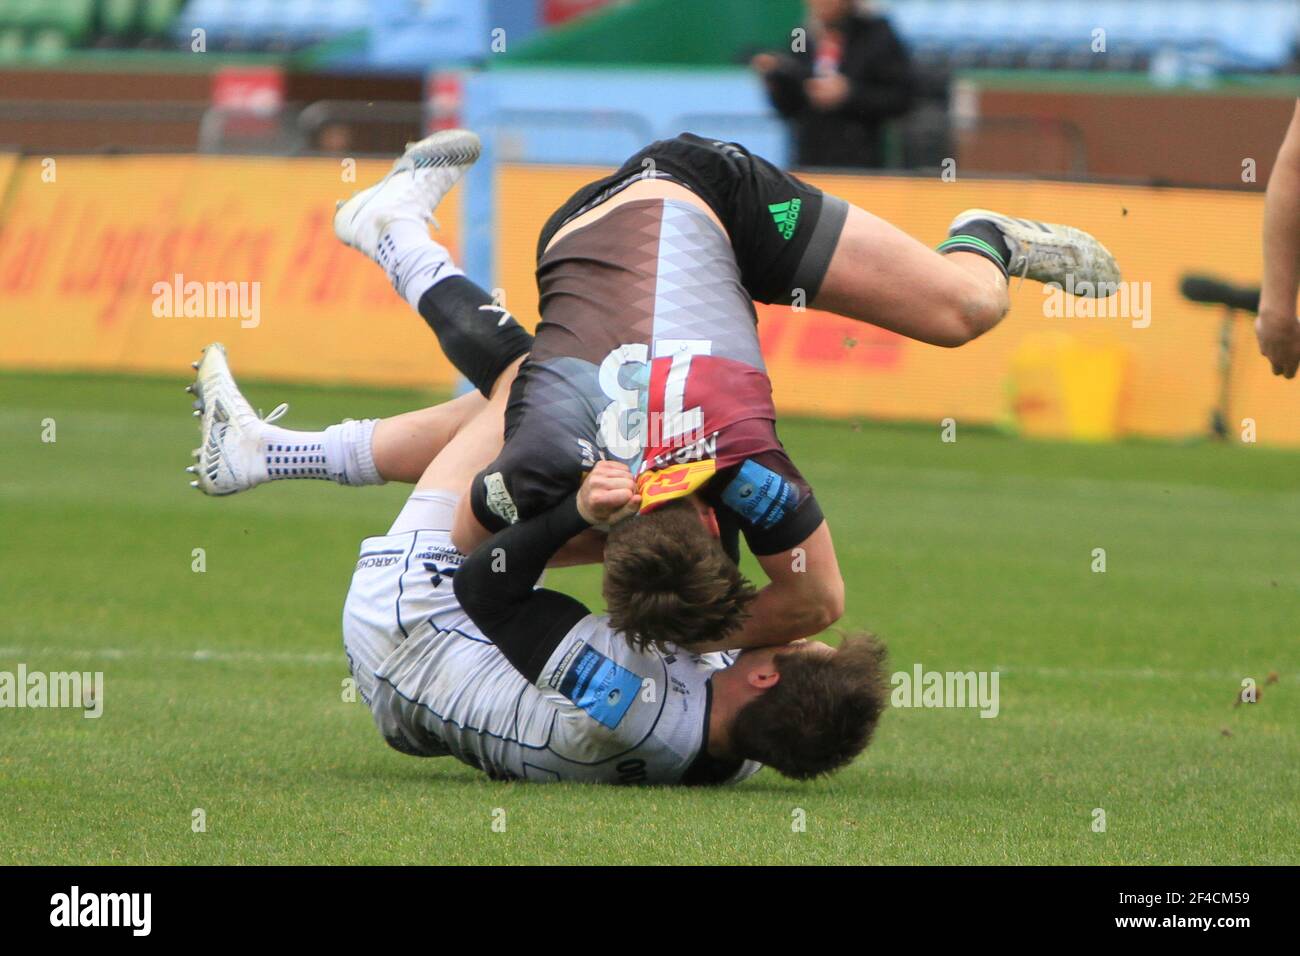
[188,343,889,784]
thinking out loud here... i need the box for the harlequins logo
[768,198,802,240]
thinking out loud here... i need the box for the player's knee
[936,285,1008,348]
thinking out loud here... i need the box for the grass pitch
[1,370,1297,865]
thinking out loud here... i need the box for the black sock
[416,276,533,396]
[937,220,1011,279]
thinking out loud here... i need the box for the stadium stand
[1,1,1293,75]
[171,0,371,53]
[0,0,186,56]
[891,0,1299,74]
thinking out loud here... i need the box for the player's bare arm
[689,520,844,653]
[1257,98,1300,379]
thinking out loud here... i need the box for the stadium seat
[25,0,94,47]
[0,26,22,63]
[1120,0,1168,52]
[1224,0,1299,70]
[141,0,184,39]
[173,0,374,52]
[231,0,283,49]
[276,0,320,45]
[100,0,140,43]
[8,0,41,34]
[176,0,239,48]
[321,0,370,35]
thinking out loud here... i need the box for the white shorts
[341,491,471,756]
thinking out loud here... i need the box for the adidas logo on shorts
[768,198,802,240]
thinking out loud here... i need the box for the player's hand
[578,460,641,526]
[805,73,850,110]
[750,53,779,74]
[1255,310,1300,379]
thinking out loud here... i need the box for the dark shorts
[536,132,849,305]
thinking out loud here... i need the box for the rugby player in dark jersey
[327,130,1120,652]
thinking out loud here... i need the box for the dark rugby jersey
[471,197,823,556]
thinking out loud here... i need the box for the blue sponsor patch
[557,645,641,729]
[722,459,799,530]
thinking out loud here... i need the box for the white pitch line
[995,664,1291,684]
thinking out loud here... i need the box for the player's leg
[367,393,486,484]
[810,203,1121,347]
[809,205,1011,347]
[187,344,517,495]
[371,354,523,483]
[333,129,533,399]
[413,358,521,500]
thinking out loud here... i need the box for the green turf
[1,371,1297,865]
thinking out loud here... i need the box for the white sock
[259,418,384,486]
[375,218,465,310]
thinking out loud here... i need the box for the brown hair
[730,634,890,780]
[602,500,757,650]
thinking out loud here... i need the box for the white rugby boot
[949,208,1122,295]
[186,343,291,496]
[332,128,481,262]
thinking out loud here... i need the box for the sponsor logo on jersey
[555,644,641,730]
[355,552,403,570]
[415,544,464,566]
[722,458,799,529]
[482,471,518,524]
[636,459,717,513]
[548,641,586,691]
[768,198,802,240]
[646,431,718,470]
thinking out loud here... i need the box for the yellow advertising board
[2,154,1297,445]
[0,155,464,388]
[0,152,20,199]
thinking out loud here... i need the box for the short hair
[730,634,890,780]
[602,499,757,650]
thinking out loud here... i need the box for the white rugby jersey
[342,526,763,786]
